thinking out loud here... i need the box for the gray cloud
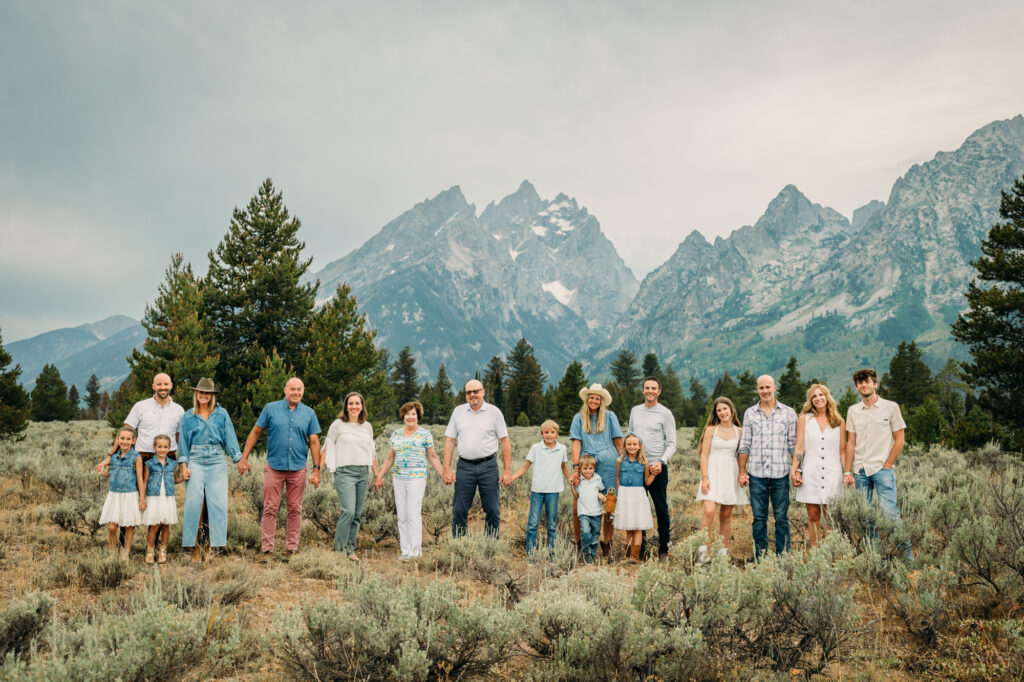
[3,0,1024,340]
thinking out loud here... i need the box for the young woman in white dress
[696,397,749,559]
[790,383,846,548]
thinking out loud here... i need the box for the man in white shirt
[628,376,677,562]
[442,379,512,537]
[845,368,912,563]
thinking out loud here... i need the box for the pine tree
[84,374,102,419]
[907,398,943,450]
[951,173,1024,449]
[777,356,807,409]
[609,350,641,407]
[419,381,439,424]
[932,359,969,424]
[390,347,420,406]
[433,364,454,423]
[30,364,73,422]
[482,356,507,415]
[837,386,859,418]
[711,371,740,406]
[238,350,294,436]
[67,385,81,419]
[944,405,1004,451]
[683,376,708,427]
[204,179,316,419]
[506,339,546,425]
[301,284,390,430]
[554,361,587,433]
[659,363,685,422]
[641,353,661,379]
[0,328,30,440]
[880,341,932,410]
[112,253,219,427]
[736,371,759,408]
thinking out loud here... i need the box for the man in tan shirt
[844,368,912,562]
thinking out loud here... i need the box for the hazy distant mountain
[596,115,1024,386]
[311,181,638,379]
[8,315,142,393]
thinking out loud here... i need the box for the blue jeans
[182,445,229,547]
[855,467,913,562]
[579,513,602,562]
[333,466,369,553]
[748,474,790,558]
[526,492,560,555]
[452,456,501,537]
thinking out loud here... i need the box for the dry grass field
[1,421,1023,680]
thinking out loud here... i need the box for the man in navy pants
[442,379,512,537]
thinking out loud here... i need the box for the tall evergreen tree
[951,173,1024,449]
[84,374,103,419]
[609,350,641,406]
[0,328,30,440]
[711,371,740,406]
[554,361,587,433]
[302,284,390,430]
[31,364,73,422]
[641,352,661,379]
[482,356,507,415]
[778,356,808,409]
[659,363,685,423]
[419,381,439,424]
[881,341,932,410]
[67,385,81,419]
[683,376,708,426]
[736,371,759,408]
[506,339,546,425]
[112,253,219,426]
[390,346,420,406]
[837,385,859,418]
[433,364,454,423]
[907,397,943,450]
[239,350,293,436]
[204,179,316,419]
[932,359,969,424]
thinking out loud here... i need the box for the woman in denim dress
[178,378,241,561]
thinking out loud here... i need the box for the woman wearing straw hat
[569,383,624,559]
[178,377,242,561]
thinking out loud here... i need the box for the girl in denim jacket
[141,434,185,564]
[615,433,656,562]
[98,425,146,561]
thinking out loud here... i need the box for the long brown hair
[801,383,842,428]
[704,396,741,429]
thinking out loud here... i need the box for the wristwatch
[312,465,321,472]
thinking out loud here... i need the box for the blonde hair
[114,424,137,448]
[801,383,842,428]
[579,454,597,469]
[579,400,607,434]
[618,433,648,467]
[152,434,171,448]
[540,419,559,434]
[192,391,217,412]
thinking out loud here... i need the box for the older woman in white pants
[375,401,444,560]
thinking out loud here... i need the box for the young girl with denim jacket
[98,425,146,561]
[616,433,655,562]
[141,434,185,564]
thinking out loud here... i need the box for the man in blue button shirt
[239,377,322,556]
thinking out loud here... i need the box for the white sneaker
[719,548,729,556]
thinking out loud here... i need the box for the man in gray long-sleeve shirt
[628,376,677,561]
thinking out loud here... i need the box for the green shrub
[274,573,519,681]
[0,592,53,659]
[889,562,962,648]
[76,552,136,592]
[288,547,352,581]
[360,479,398,543]
[48,496,102,536]
[301,478,339,540]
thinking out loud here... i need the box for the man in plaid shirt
[738,375,797,558]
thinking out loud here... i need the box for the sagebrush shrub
[0,592,53,659]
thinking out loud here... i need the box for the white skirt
[141,495,178,525]
[614,486,653,530]
[99,492,143,527]
[696,451,750,506]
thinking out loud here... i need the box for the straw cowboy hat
[578,383,613,407]
[190,377,220,393]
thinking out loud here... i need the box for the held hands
[442,469,455,486]
[180,464,191,481]
[790,469,803,487]
[737,472,750,488]
[570,469,580,486]
[374,476,384,490]
[237,459,251,476]
[650,461,663,475]
[308,468,321,488]
[500,470,512,487]
[139,498,147,511]
[843,472,855,487]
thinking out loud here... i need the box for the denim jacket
[109,449,141,493]
[618,457,646,488]
[145,458,176,497]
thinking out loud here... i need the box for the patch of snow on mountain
[551,216,574,232]
[531,224,547,237]
[510,248,521,261]
[547,200,570,212]
[385,243,395,252]
[542,281,576,307]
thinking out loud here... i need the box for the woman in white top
[790,383,846,548]
[323,392,378,559]
[696,397,749,559]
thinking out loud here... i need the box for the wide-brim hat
[190,377,220,393]
[579,383,612,407]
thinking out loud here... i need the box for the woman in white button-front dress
[790,383,846,548]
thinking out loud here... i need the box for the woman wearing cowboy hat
[178,377,242,561]
[569,383,624,559]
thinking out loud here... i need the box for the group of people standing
[93,365,910,565]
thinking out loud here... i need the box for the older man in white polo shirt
[845,367,912,563]
[442,379,512,537]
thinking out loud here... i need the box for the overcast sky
[3,0,1024,342]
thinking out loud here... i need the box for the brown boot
[628,543,641,563]
[599,541,611,558]
[191,546,201,563]
[145,545,155,564]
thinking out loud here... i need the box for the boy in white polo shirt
[844,367,912,563]
[511,420,571,557]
